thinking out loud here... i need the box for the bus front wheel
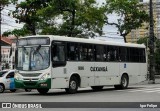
[37,88,49,94]
[65,77,78,94]
[114,74,129,89]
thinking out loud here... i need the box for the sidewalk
[137,75,160,85]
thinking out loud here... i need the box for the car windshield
[0,71,7,77]
[17,46,50,71]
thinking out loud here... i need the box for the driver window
[6,72,14,78]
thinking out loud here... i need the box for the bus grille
[24,82,37,86]
[20,73,41,77]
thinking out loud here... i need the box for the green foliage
[155,40,160,73]
[137,37,160,74]
[2,25,31,37]
[6,0,105,38]
[1,0,17,8]
[105,0,149,42]
[38,0,106,38]
[9,0,51,35]
[137,37,148,46]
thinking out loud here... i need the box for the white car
[0,70,31,93]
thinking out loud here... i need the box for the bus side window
[107,46,118,62]
[95,45,105,61]
[52,43,65,62]
[119,47,127,62]
[67,43,79,61]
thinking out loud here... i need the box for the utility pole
[149,0,155,84]
[0,5,2,71]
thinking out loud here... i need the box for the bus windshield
[17,46,50,71]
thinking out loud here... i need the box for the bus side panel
[139,63,147,82]
[94,62,120,86]
[51,62,95,89]
[51,66,69,89]
[75,62,95,87]
[119,63,140,84]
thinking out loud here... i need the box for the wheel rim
[122,77,127,87]
[70,81,76,89]
[0,85,4,92]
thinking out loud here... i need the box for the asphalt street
[1,78,160,111]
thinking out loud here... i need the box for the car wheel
[0,84,5,93]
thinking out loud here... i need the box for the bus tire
[91,86,103,91]
[65,77,78,94]
[10,89,16,92]
[0,84,5,93]
[37,88,49,94]
[114,74,129,89]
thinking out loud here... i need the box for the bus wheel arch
[65,73,81,94]
[114,73,129,90]
[0,83,5,93]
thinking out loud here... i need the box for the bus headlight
[14,73,23,80]
[39,73,50,81]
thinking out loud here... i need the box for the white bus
[14,35,147,94]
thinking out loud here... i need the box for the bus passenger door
[51,41,68,88]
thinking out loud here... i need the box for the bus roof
[22,35,146,48]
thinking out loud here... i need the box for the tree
[137,36,148,46]
[1,0,17,7]
[0,0,17,69]
[105,0,149,42]
[2,25,30,37]
[39,0,106,38]
[9,0,51,35]
[137,37,160,75]
[7,0,106,38]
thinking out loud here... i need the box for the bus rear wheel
[114,74,129,89]
[65,77,78,94]
[37,88,49,94]
[91,86,103,91]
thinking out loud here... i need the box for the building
[126,0,160,43]
[1,36,16,70]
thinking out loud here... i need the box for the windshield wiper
[33,45,44,60]
[22,46,28,55]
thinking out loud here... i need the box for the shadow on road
[15,86,145,96]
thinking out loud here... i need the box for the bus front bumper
[15,78,51,89]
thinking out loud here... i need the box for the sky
[1,0,150,42]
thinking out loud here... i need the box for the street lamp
[149,0,155,84]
